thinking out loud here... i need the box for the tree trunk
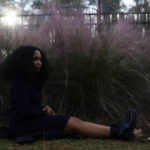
[97,0,102,33]
[97,0,102,14]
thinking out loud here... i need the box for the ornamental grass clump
[0,12,150,121]
[40,17,150,119]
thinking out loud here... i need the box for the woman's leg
[63,109,137,140]
[63,117,110,138]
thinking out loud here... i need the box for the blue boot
[110,109,137,141]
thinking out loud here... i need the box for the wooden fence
[0,12,150,32]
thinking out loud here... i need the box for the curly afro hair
[0,45,49,84]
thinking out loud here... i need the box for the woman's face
[33,50,43,72]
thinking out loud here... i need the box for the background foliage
[2,0,150,14]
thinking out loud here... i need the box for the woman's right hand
[42,105,55,115]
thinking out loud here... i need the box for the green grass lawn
[0,138,150,150]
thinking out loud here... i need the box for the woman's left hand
[42,105,55,115]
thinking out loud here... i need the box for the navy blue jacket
[9,78,69,138]
[9,78,45,132]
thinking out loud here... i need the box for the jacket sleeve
[12,80,45,118]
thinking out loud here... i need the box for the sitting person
[0,45,137,144]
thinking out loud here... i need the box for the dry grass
[0,138,150,150]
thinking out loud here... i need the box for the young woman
[0,46,137,143]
